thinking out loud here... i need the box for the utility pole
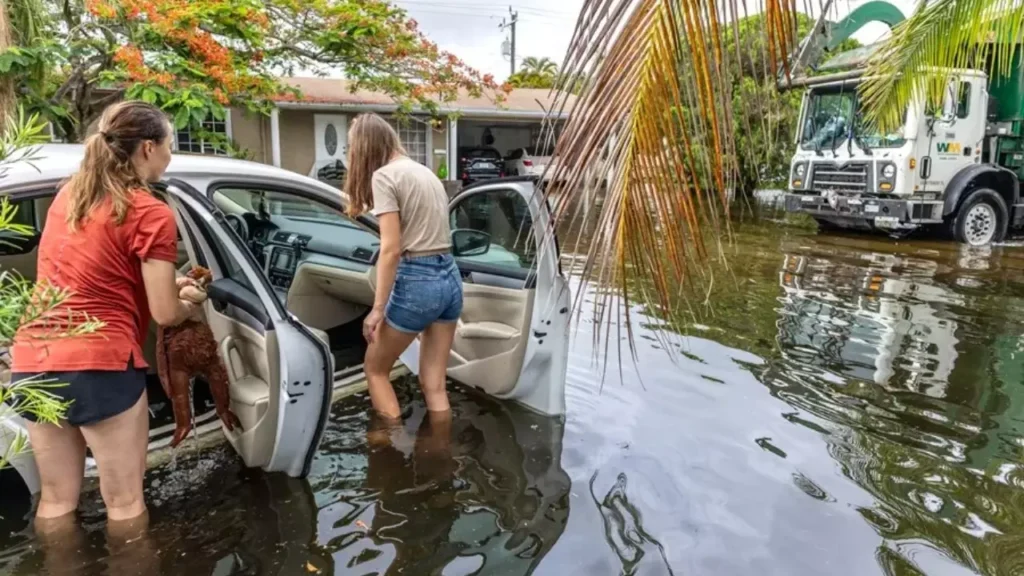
[499,6,519,77]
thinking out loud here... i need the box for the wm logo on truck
[937,142,962,154]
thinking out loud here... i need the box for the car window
[449,189,536,272]
[178,202,258,293]
[6,198,36,229]
[468,149,501,160]
[507,149,524,160]
[214,187,355,227]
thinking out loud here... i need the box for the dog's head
[187,266,213,288]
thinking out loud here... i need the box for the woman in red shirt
[10,101,202,525]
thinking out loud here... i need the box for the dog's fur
[156,266,242,447]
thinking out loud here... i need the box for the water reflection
[760,230,1024,575]
[311,377,571,575]
[590,471,673,576]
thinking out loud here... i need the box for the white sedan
[0,145,571,508]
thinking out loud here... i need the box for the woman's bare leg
[24,419,87,519]
[34,511,91,576]
[418,321,457,412]
[80,390,149,522]
[364,324,417,419]
[106,509,159,575]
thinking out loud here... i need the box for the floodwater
[5,208,1024,575]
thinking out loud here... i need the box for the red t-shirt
[10,186,179,372]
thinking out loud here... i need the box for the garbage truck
[779,1,1024,245]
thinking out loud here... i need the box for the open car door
[400,178,571,416]
[165,182,333,478]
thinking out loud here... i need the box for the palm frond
[540,0,797,360]
[860,0,1024,133]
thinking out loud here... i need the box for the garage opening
[455,119,561,185]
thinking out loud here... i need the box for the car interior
[208,184,543,398]
[0,180,544,465]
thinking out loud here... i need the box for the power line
[392,1,575,18]
[393,5,566,23]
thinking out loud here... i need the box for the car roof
[1,144,346,199]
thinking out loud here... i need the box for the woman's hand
[363,307,385,344]
[176,276,196,290]
[179,299,203,321]
[178,285,207,305]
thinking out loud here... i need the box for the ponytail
[65,101,170,230]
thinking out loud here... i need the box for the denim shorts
[385,253,464,334]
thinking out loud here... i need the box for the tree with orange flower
[1,0,505,153]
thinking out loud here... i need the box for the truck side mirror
[988,96,999,121]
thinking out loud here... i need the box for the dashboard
[232,212,381,292]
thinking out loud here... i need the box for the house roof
[276,77,575,118]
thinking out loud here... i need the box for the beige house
[175,78,575,185]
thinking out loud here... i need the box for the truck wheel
[948,188,1008,246]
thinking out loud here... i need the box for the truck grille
[810,162,869,192]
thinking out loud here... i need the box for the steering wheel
[224,213,249,241]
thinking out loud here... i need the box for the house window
[387,117,428,166]
[175,114,231,156]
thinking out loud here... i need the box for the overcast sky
[390,0,920,83]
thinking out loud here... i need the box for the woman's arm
[365,212,402,342]
[142,259,199,326]
[374,212,402,310]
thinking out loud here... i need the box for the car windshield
[800,87,907,150]
[468,149,501,159]
[218,189,361,229]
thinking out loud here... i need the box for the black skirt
[9,356,147,427]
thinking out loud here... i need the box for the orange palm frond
[540,0,797,360]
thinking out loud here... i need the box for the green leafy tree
[520,56,558,76]
[508,56,559,90]
[1,0,504,153]
[0,108,104,470]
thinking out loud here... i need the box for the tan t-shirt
[371,157,451,254]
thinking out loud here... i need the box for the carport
[457,119,537,168]
[454,118,564,182]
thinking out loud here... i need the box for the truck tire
[947,188,1008,246]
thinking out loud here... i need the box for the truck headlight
[881,164,896,179]
[795,164,806,177]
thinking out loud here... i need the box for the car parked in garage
[0,145,571,513]
[504,146,561,183]
[458,146,504,185]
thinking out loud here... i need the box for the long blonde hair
[65,101,170,230]
[344,113,407,216]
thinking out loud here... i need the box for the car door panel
[167,183,332,478]
[401,180,570,416]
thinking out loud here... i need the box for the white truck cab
[785,69,1023,245]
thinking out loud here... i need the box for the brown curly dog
[156,266,242,447]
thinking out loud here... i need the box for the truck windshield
[800,88,907,150]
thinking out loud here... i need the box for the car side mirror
[451,229,491,257]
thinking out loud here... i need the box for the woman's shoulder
[127,188,174,219]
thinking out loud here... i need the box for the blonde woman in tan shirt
[345,113,463,419]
